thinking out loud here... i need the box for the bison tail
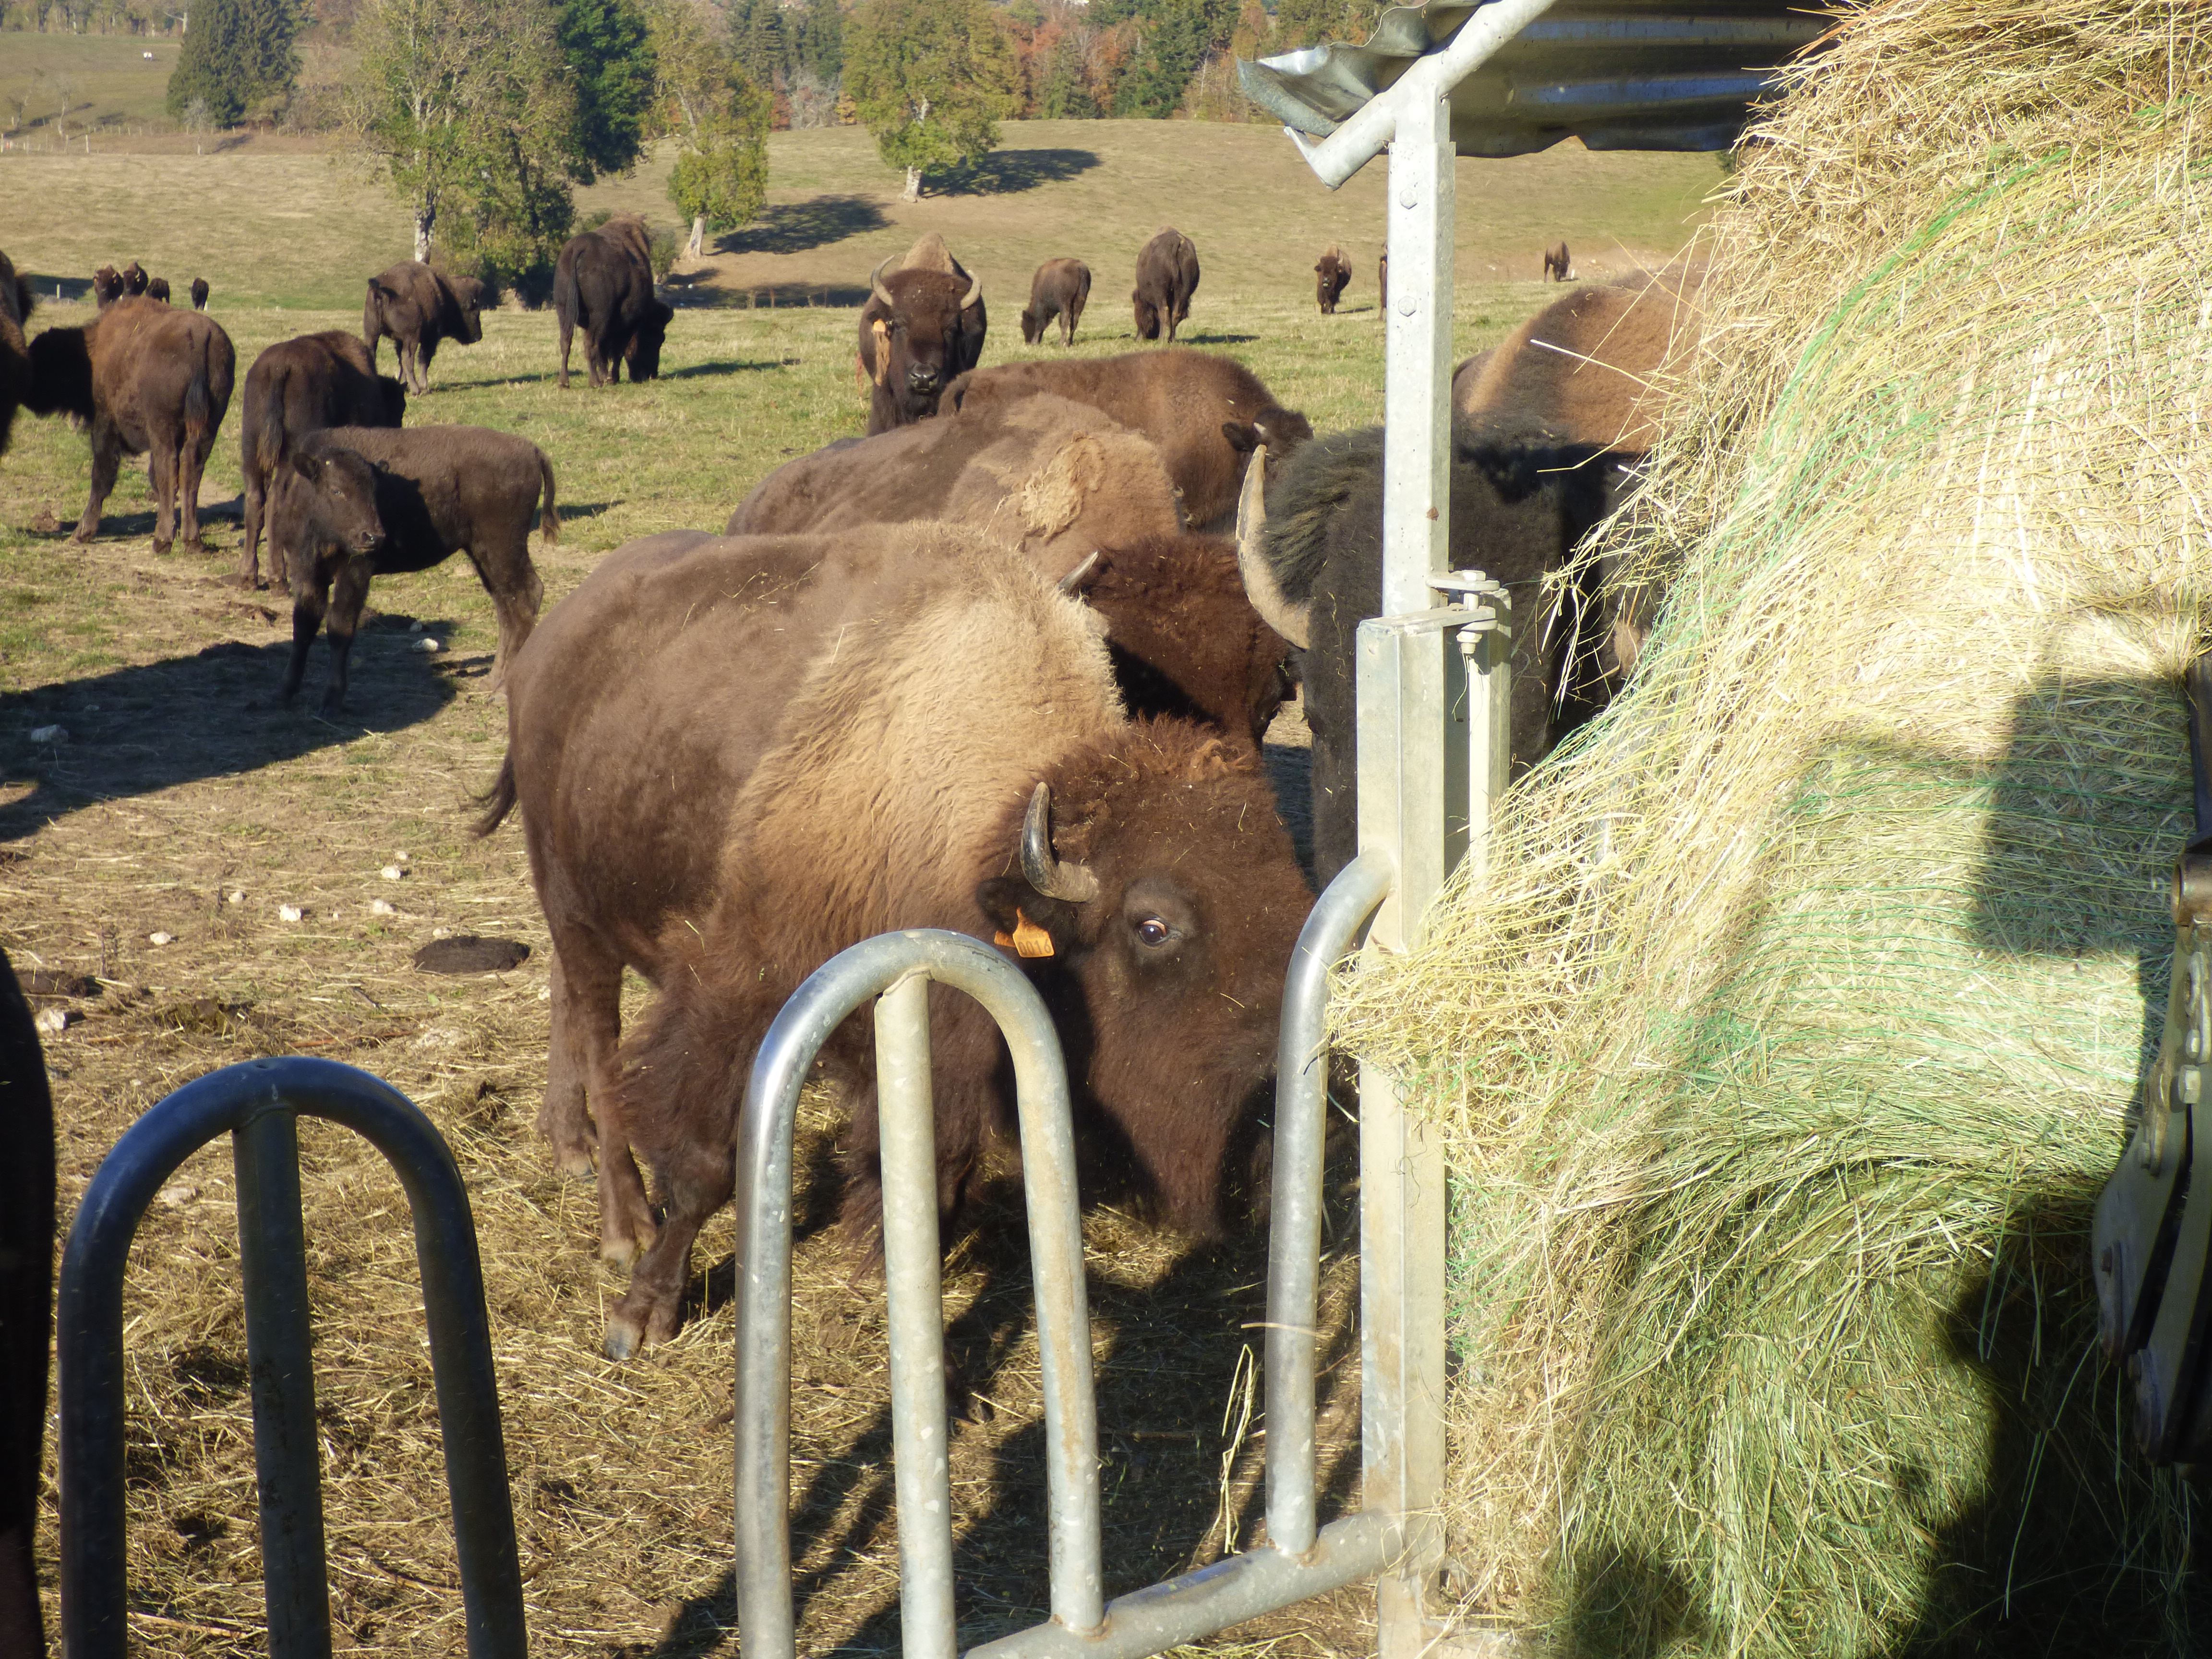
[472,753,519,837]
[183,341,216,447]
[254,362,291,476]
[361,280,384,362]
[537,450,560,545]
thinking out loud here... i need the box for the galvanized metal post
[232,1106,334,1659]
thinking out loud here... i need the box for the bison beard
[482,528,1311,1358]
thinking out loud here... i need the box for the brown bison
[476,525,1312,1356]
[146,276,171,304]
[91,265,123,309]
[1237,413,1634,885]
[0,946,54,1659]
[190,277,210,311]
[854,233,986,433]
[1315,245,1351,314]
[553,214,672,389]
[121,261,148,298]
[1021,257,1091,346]
[268,425,554,714]
[944,349,1312,535]
[1543,241,1571,282]
[24,296,236,555]
[0,249,31,457]
[1133,228,1200,343]
[238,331,407,587]
[362,261,488,395]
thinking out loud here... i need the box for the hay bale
[1335,3,2212,1652]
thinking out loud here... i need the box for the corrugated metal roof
[1238,1,1834,156]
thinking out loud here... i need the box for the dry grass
[1334,1,2212,1654]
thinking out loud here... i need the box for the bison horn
[1057,551,1101,594]
[869,258,895,308]
[961,268,983,310]
[1233,445,1311,651]
[1022,782,1099,904]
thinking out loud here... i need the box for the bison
[553,214,672,389]
[1133,227,1200,343]
[476,524,1312,1357]
[1543,241,1571,282]
[1021,257,1091,347]
[362,261,488,395]
[943,349,1312,535]
[0,946,54,1659]
[146,276,171,304]
[190,277,210,311]
[91,265,123,309]
[855,234,986,433]
[0,248,31,457]
[238,331,407,588]
[121,260,148,297]
[1236,413,1632,884]
[268,425,554,714]
[1315,245,1351,314]
[24,296,236,555]
[1378,252,1388,311]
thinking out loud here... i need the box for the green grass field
[0,31,183,140]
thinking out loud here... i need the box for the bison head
[121,261,148,297]
[445,275,489,344]
[862,262,983,426]
[274,443,385,569]
[91,266,122,309]
[1020,305,1044,347]
[23,325,95,423]
[625,298,673,382]
[975,729,1310,1235]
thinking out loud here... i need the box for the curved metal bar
[57,1057,526,1659]
[734,930,1101,1659]
[1264,852,1395,1557]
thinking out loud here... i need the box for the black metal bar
[233,1108,333,1659]
[2188,652,2212,839]
[58,1057,526,1659]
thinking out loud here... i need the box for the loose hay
[1334,2,2212,1652]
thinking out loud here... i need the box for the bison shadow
[20,272,95,305]
[659,358,801,381]
[936,149,1102,196]
[717,196,890,258]
[0,621,465,842]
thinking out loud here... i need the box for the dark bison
[1021,257,1091,346]
[477,525,1311,1356]
[238,331,407,587]
[91,265,123,309]
[24,296,236,555]
[855,233,986,433]
[362,261,488,395]
[1315,245,1351,314]
[1133,227,1199,342]
[0,947,54,1659]
[269,425,554,714]
[1237,413,1632,884]
[121,260,148,297]
[146,276,171,304]
[553,214,672,389]
[1543,241,1571,282]
[190,277,210,311]
[944,349,1312,535]
[0,248,31,457]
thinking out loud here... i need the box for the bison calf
[239,330,407,587]
[270,425,554,714]
[363,261,488,395]
[1021,257,1091,346]
[1133,227,1200,343]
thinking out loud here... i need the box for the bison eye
[1134,916,1173,949]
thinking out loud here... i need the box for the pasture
[0,121,1713,1655]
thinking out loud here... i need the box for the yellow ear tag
[870,318,892,386]
[1000,908,1055,959]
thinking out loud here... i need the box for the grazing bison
[91,265,123,309]
[854,234,986,433]
[1237,413,1631,884]
[269,425,553,714]
[237,330,408,587]
[944,349,1312,535]
[146,276,171,304]
[1315,245,1351,314]
[553,214,672,389]
[362,261,488,395]
[1021,257,1091,346]
[1133,228,1200,343]
[1453,259,1707,454]
[477,525,1311,1356]
[24,296,236,555]
[1543,241,1571,282]
[0,947,54,1659]
[0,248,32,457]
[190,277,210,311]
[121,260,148,297]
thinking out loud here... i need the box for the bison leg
[240,464,266,586]
[147,432,180,556]
[557,313,575,390]
[539,938,608,1177]
[462,541,543,696]
[177,428,212,557]
[74,420,122,545]
[603,1141,732,1360]
[316,558,374,715]
[281,579,328,707]
[416,336,439,393]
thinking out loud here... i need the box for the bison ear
[1222,421,1261,455]
[975,878,1077,960]
[289,448,325,484]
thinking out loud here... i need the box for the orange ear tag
[997,908,1056,959]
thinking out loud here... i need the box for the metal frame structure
[56,1057,527,1659]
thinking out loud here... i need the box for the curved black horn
[1022,782,1099,903]
[1234,445,1311,650]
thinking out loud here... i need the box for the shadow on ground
[938,150,1102,196]
[719,196,890,258]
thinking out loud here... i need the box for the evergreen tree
[557,0,654,180]
[794,0,842,84]
[845,0,1018,201]
[166,0,303,126]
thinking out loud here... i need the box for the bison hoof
[551,1143,595,1179]
[599,1226,653,1271]
[603,1315,643,1361]
[150,539,172,557]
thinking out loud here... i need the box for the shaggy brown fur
[553,214,671,389]
[237,330,407,587]
[361,261,488,395]
[944,349,1312,535]
[0,248,32,457]
[1132,227,1200,342]
[478,527,1311,1357]
[1021,257,1091,346]
[0,947,54,1659]
[272,424,553,714]
[23,295,236,555]
[146,276,171,304]
[121,260,148,297]
[855,233,988,433]
[1543,240,1571,282]
[91,265,123,308]
[1315,245,1351,314]
[190,277,210,311]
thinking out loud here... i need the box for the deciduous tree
[844,0,1018,201]
[649,0,771,255]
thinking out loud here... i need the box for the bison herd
[0,216,1701,1396]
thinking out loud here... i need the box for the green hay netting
[1334,3,2212,1653]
